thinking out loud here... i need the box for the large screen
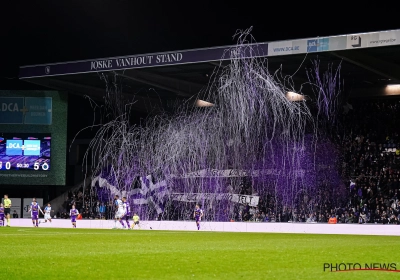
[0,133,51,171]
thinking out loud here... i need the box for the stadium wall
[10,219,400,236]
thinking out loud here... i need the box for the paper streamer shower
[81,30,346,221]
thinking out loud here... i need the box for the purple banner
[19,43,268,79]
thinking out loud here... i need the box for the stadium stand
[59,188,115,220]
[230,99,400,224]
[67,100,400,224]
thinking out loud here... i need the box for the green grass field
[1,227,399,279]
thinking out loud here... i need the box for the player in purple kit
[29,198,44,227]
[70,205,79,228]
[0,203,4,226]
[193,204,203,230]
[122,197,131,229]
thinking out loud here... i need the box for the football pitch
[1,227,399,279]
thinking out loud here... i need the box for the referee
[3,195,11,227]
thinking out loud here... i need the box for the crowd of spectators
[241,99,400,224]
[58,188,116,220]
[339,100,400,224]
[57,99,400,224]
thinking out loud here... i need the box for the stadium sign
[268,39,307,56]
[0,97,24,124]
[19,29,400,79]
[177,168,304,178]
[346,30,399,50]
[170,193,259,207]
[90,53,183,71]
[0,97,52,125]
[19,43,269,78]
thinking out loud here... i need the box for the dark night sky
[1,1,399,80]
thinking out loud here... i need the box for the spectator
[99,202,106,219]
[358,212,367,224]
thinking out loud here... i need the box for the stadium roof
[19,29,400,112]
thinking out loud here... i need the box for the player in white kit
[113,195,126,229]
[41,203,52,224]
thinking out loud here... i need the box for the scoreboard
[0,133,51,171]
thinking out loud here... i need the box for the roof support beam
[330,51,400,82]
[117,73,191,97]
[25,78,165,113]
[209,61,227,67]
[118,69,204,97]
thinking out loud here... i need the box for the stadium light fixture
[385,84,400,95]
[195,99,214,107]
[286,91,305,101]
